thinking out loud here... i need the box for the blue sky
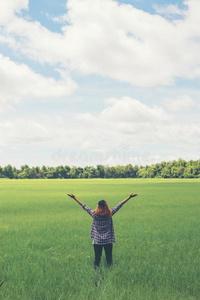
[0,0,200,167]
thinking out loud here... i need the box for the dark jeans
[93,243,113,268]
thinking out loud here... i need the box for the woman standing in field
[67,193,138,268]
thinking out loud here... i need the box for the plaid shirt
[82,202,123,245]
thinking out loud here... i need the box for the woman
[67,193,138,268]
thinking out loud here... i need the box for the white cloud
[101,97,170,123]
[52,14,69,24]
[163,95,196,111]
[0,119,54,147]
[1,97,200,166]
[0,54,77,112]
[76,97,200,148]
[55,97,200,165]
[0,114,68,152]
[153,4,187,17]
[0,1,200,167]
[1,0,200,87]
[0,0,28,23]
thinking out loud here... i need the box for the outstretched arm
[67,194,83,206]
[67,193,94,217]
[121,193,138,205]
[112,193,138,216]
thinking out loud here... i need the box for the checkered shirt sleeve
[111,202,123,216]
[81,204,94,217]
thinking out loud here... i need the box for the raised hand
[129,193,138,198]
[67,194,83,206]
[67,193,76,199]
[121,193,138,205]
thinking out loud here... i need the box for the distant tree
[137,167,147,178]
[147,165,157,178]
[161,166,171,178]
[177,158,187,168]
[176,166,184,178]
[82,169,89,178]
[64,166,71,178]
[82,166,96,178]
[109,166,117,178]
[77,167,83,178]
[69,166,80,178]
[171,166,178,178]
[28,167,37,179]
[154,163,162,177]
[96,165,105,178]
[55,166,65,178]
[12,166,18,179]
[34,166,43,178]
[4,164,14,179]
[0,166,5,178]
[46,172,54,179]
[18,171,27,179]
[115,165,126,178]
[41,165,48,178]
[183,168,194,178]
[21,165,30,172]
[104,166,111,178]
[125,164,138,178]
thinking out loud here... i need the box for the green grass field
[0,179,200,300]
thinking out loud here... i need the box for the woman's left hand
[67,193,76,199]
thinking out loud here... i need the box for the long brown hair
[93,200,112,218]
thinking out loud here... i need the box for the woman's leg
[93,244,103,268]
[104,244,113,266]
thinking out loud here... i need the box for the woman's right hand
[129,193,138,198]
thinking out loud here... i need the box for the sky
[0,0,200,168]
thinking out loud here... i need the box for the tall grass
[0,179,200,299]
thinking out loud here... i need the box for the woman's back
[82,202,123,244]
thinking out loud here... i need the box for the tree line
[0,159,200,179]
